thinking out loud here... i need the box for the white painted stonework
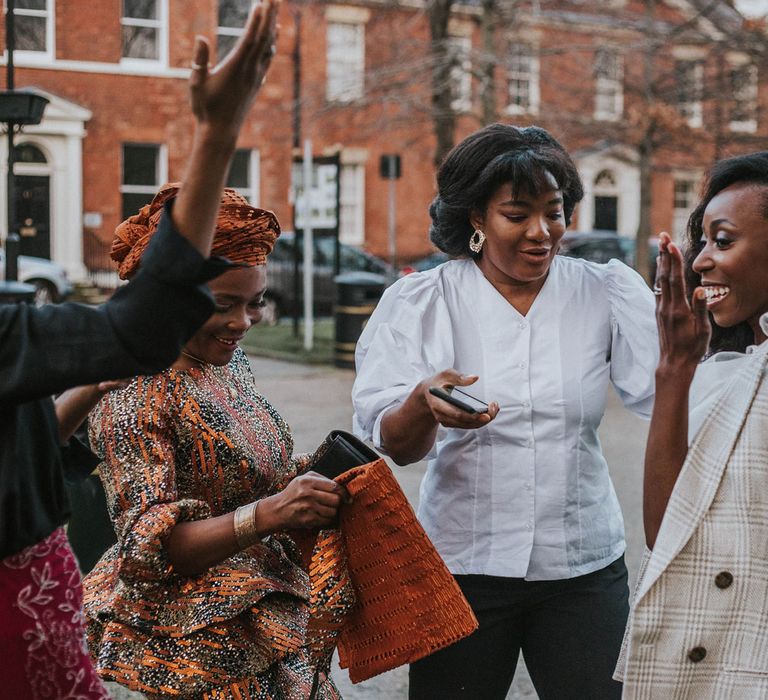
[0,88,91,280]
[574,142,640,239]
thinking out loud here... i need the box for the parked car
[0,249,73,305]
[265,232,391,323]
[559,230,629,264]
[399,251,450,276]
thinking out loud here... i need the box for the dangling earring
[469,229,486,254]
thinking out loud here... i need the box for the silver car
[0,249,73,304]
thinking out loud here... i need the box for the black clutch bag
[311,430,380,480]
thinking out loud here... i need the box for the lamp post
[1,0,48,291]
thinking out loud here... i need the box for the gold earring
[469,229,486,253]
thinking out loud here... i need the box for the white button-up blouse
[352,256,658,581]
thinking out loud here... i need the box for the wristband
[233,500,261,549]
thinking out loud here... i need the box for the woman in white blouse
[352,124,658,699]
[618,152,768,697]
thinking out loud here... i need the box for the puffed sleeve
[352,270,455,454]
[89,373,212,583]
[605,260,658,419]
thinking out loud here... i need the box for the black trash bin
[334,272,386,369]
[0,281,36,304]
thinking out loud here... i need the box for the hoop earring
[469,229,486,254]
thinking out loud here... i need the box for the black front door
[14,175,51,259]
[594,195,618,232]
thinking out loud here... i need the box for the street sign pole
[380,154,401,281]
[388,175,396,279]
[5,0,17,282]
[302,139,314,351]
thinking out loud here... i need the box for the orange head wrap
[111,182,281,280]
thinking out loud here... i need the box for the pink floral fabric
[0,528,109,700]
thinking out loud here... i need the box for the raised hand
[171,0,280,258]
[422,369,500,430]
[654,231,710,368]
[188,0,280,137]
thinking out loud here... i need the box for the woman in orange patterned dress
[80,184,355,700]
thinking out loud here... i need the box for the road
[107,354,649,700]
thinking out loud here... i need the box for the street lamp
[1,0,48,297]
[0,90,49,124]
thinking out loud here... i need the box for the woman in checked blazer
[617,152,768,698]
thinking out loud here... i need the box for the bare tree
[428,0,459,166]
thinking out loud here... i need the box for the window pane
[14,144,47,164]
[227,150,250,189]
[327,22,364,102]
[14,15,46,52]
[124,0,158,20]
[217,33,239,62]
[731,65,757,122]
[122,192,156,220]
[595,50,617,78]
[123,25,158,59]
[509,45,531,73]
[16,0,47,10]
[219,0,251,28]
[674,180,696,209]
[123,145,158,186]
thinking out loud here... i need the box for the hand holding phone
[429,386,490,415]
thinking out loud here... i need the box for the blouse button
[688,646,707,663]
[519,322,528,330]
[714,571,733,589]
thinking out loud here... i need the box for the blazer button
[715,571,733,589]
[688,646,707,663]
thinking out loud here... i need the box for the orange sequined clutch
[332,457,479,683]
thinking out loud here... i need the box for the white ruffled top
[352,256,658,580]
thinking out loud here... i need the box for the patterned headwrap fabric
[111,182,281,280]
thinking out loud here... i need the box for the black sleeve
[0,205,231,405]
[60,433,101,485]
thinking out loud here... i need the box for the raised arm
[0,2,280,405]
[643,233,710,549]
[172,0,279,256]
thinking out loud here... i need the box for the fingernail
[694,288,705,300]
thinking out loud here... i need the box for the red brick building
[1,0,766,282]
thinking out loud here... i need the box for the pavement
[107,353,650,700]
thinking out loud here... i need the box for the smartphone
[429,386,489,414]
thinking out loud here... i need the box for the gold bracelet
[233,501,261,549]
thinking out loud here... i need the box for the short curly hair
[684,151,768,354]
[429,124,584,257]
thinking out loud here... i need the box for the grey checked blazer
[617,344,768,699]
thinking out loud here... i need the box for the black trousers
[409,556,628,700]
